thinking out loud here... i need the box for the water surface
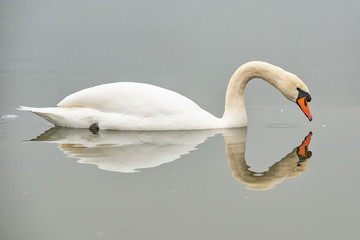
[1,0,360,239]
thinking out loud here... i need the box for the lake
[1,1,359,239]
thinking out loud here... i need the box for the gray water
[1,1,360,239]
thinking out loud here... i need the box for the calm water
[1,1,360,240]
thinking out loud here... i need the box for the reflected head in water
[225,131,313,190]
[28,127,313,190]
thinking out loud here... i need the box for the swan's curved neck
[222,61,286,127]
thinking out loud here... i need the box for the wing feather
[57,82,202,116]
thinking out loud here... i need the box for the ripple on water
[1,114,19,119]
[264,123,297,128]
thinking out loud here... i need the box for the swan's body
[19,61,312,130]
[21,83,222,130]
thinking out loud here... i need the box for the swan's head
[278,72,312,121]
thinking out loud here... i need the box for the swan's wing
[57,82,203,116]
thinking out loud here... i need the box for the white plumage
[20,82,221,130]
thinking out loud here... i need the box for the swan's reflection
[31,128,218,173]
[29,127,313,190]
[225,130,312,190]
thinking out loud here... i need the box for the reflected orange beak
[297,97,312,121]
[297,132,312,158]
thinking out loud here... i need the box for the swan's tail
[18,106,62,126]
[18,106,97,128]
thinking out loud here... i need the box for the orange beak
[297,97,312,121]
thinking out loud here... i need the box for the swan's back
[58,82,204,116]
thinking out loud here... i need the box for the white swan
[19,61,312,130]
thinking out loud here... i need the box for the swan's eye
[296,88,311,102]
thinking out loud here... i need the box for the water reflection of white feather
[31,128,219,173]
[30,127,312,190]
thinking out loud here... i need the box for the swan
[18,61,312,130]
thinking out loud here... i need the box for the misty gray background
[1,0,360,240]
[1,0,360,110]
